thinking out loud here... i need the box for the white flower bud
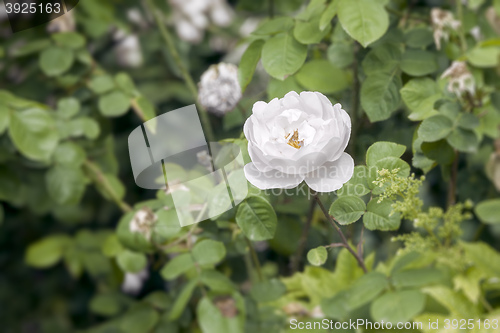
[431,8,461,50]
[441,61,475,96]
[169,0,233,44]
[121,268,149,295]
[198,63,242,116]
[129,207,157,241]
[114,32,144,68]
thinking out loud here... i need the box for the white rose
[243,91,354,192]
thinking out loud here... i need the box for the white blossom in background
[121,268,149,295]
[169,0,233,43]
[197,149,213,170]
[469,26,482,41]
[243,91,354,193]
[431,8,461,50]
[113,30,144,68]
[198,62,242,116]
[47,10,76,33]
[441,61,475,96]
[129,207,158,241]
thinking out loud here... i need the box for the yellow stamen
[286,129,303,149]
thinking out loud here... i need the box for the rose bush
[244,91,354,192]
[1,0,500,332]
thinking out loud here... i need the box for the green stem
[447,151,459,208]
[245,237,263,281]
[313,193,367,273]
[83,160,133,213]
[456,0,467,53]
[144,0,215,142]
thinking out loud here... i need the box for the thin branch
[83,160,133,213]
[313,193,367,273]
[290,198,316,274]
[245,237,263,282]
[447,151,459,207]
[144,0,215,142]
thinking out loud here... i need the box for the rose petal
[244,163,304,190]
[304,153,354,192]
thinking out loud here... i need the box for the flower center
[285,129,304,149]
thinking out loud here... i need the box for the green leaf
[370,290,425,323]
[0,106,10,135]
[236,196,277,241]
[418,115,454,142]
[362,44,401,75]
[363,199,401,231]
[461,241,500,277]
[192,239,226,266]
[400,78,441,121]
[421,140,455,165]
[9,108,59,161]
[252,17,294,36]
[102,234,125,257]
[115,72,138,96]
[120,305,159,333]
[366,141,406,167]
[98,91,131,117]
[466,46,500,67]
[446,127,479,153]
[116,250,147,273]
[404,28,434,48]
[337,165,371,197]
[392,268,444,288]
[295,59,349,94]
[423,286,480,317]
[88,75,116,94]
[56,97,80,119]
[249,279,286,302]
[11,39,51,57]
[307,247,328,266]
[52,32,86,49]
[267,76,302,99]
[39,47,74,77]
[200,270,235,293]
[261,32,308,80]
[90,293,122,317]
[160,253,195,280]
[294,16,330,44]
[401,50,438,76]
[327,43,354,68]
[197,297,244,333]
[475,199,500,224]
[361,70,402,122]
[319,0,338,30]
[46,165,87,205]
[168,279,198,320]
[53,142,86,166]
[238,40,265,92]
[457,112,479,130]
[134,96,156,121]
[321,291,350,321]
[329,196,366,225]
[25,235,71,268]
[337,0,389,47]
[348,272,389,310]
